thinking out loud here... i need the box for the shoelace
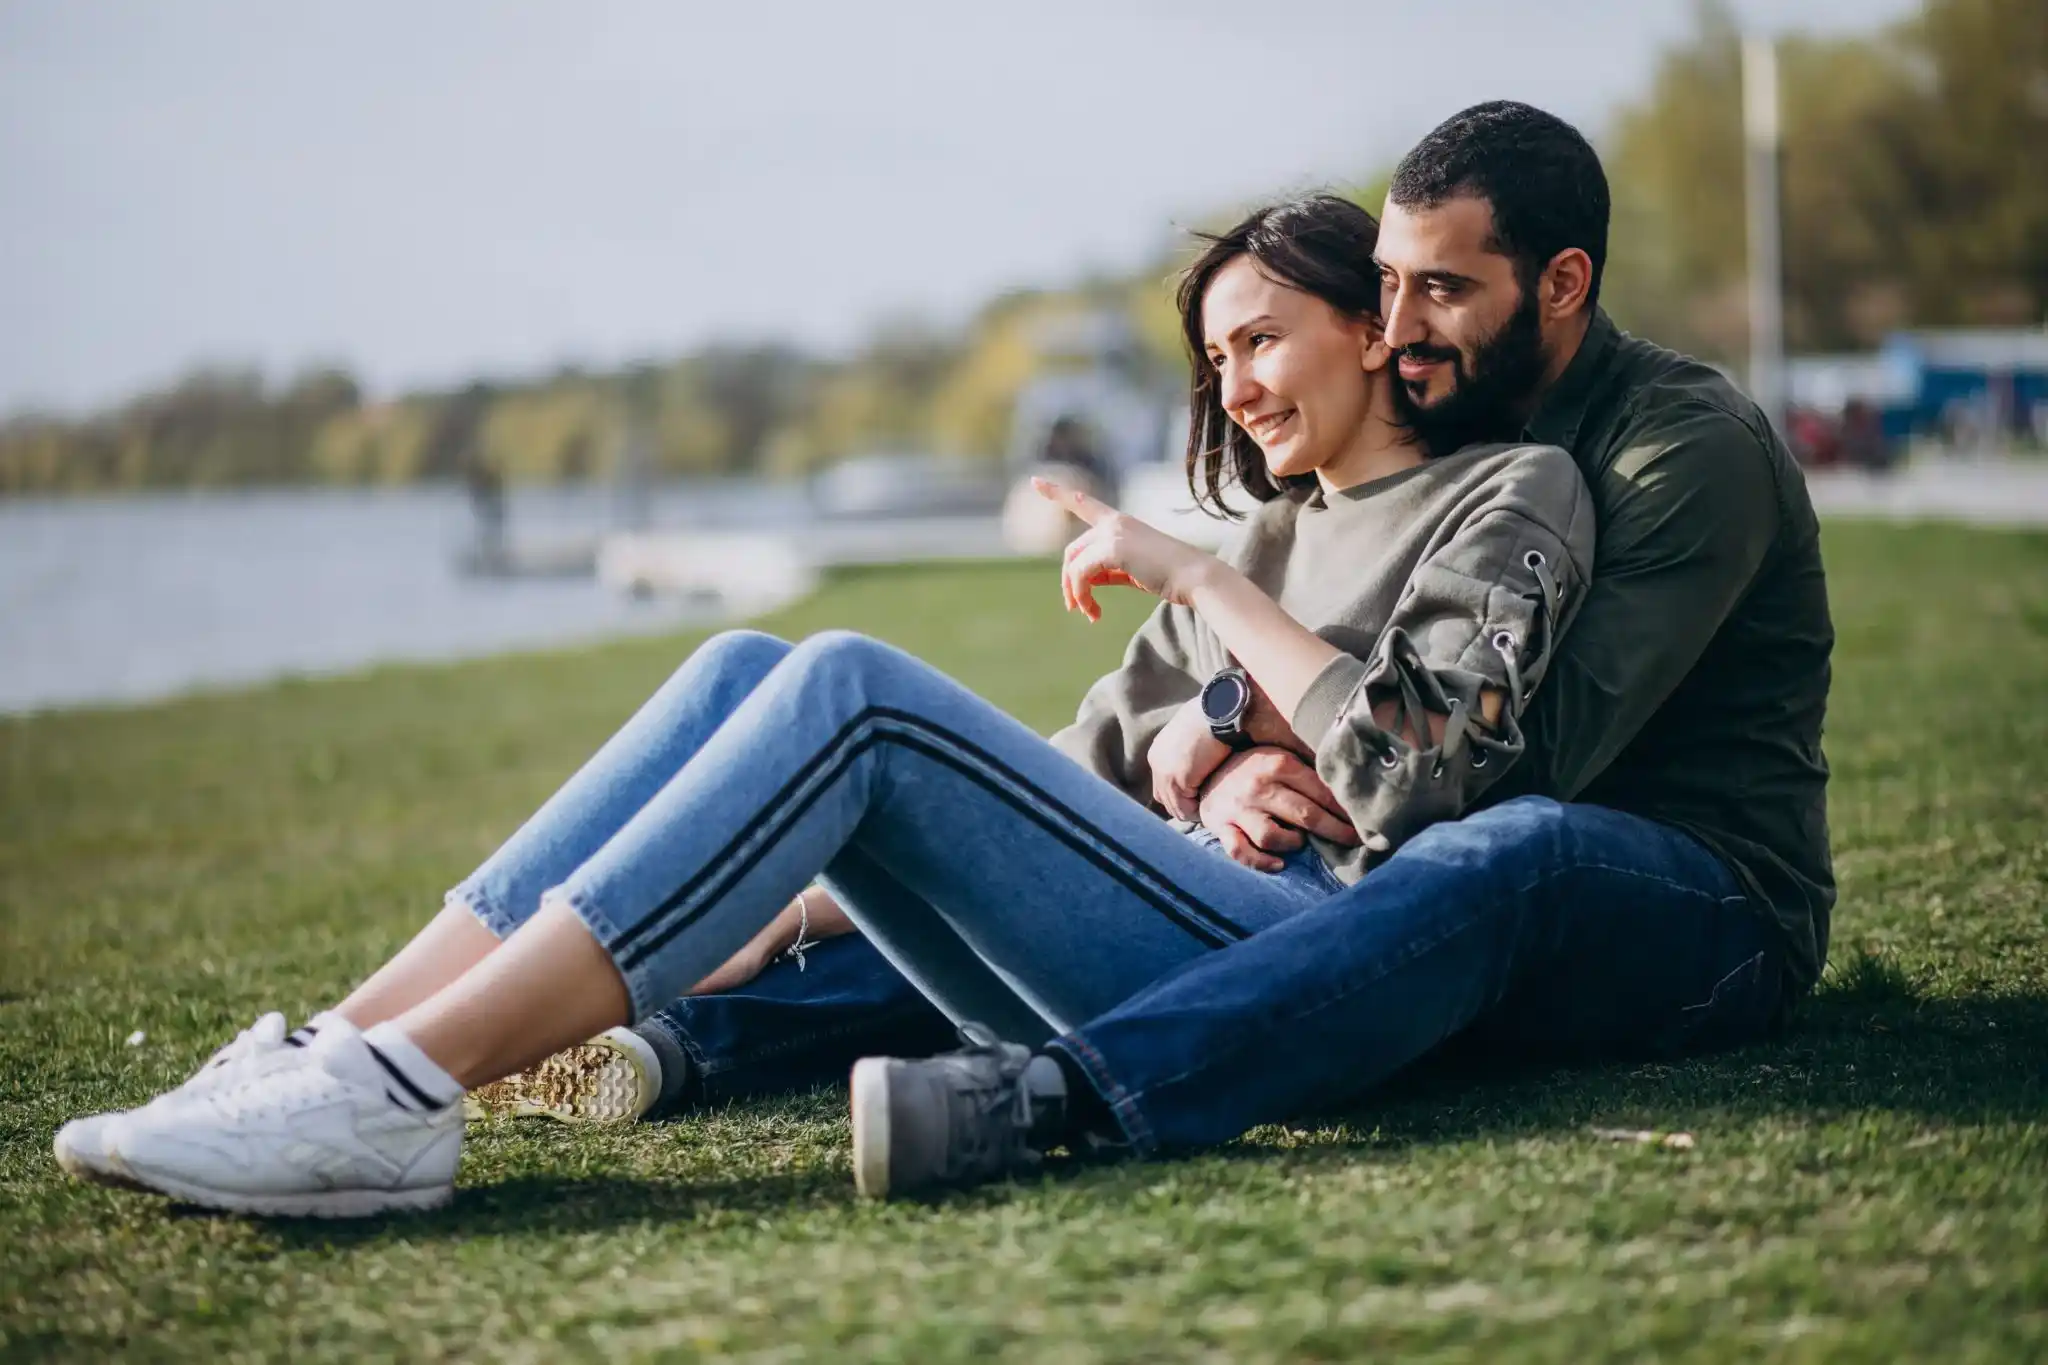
[943,1024,1039,1179]
[210,1052,363,1121]
[190,1012,289,1082]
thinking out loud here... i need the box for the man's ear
[1541,248,1595,318]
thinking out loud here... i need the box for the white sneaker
[54,1012,326,1189]
[105,1029,461,1218]
[462,1027,661,1124]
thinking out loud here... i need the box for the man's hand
[1150,674,1316,823]
[687,887,854,995]
[1239,676,1314,758]
[1197,748,1360,872]
[688,934,779,995]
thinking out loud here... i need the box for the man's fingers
[1269,759,1354,827]
[1240,812,1305,854]
[1217,824,1284,874]
[1274,790,1361,845]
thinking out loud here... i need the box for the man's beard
[1390,285,1550,457]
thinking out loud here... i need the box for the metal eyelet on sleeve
[1470,748,1489,768]
[1492,630,1517,655]
[1524,549,1546,570]
[1378,751,1399,769]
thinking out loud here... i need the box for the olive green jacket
[1494,309,1836,994]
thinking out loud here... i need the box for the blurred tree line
[1605,0,2045,358]
[3,0,2038,497]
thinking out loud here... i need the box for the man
[480,101,1835,1199]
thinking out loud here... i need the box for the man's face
[1374,194,1551,453]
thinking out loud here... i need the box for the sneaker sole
[849,1057,893,1199]
[462,1033,657,1124]
[115,1163,454,1219]
[52,1135,149,1193]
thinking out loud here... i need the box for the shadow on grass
[230,966,2044,1244]
[246,1167,854,1250]
[1249,964,2048,1162]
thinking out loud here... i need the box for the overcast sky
[2,0,1916,415]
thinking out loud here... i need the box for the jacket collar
[1522,307,1621,450]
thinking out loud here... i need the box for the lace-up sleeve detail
[1289,450,1595,861]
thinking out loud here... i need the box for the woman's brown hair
[1177,194,1383,518]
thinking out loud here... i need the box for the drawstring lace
[1371,544,1570,781]
[945,1023,1041,1179]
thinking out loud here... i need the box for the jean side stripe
[614,711,1249,971]
[613,704,1236,954]
[619,723,1235,970]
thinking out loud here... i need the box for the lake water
[12,457,2040,718]
[0,481,813,716]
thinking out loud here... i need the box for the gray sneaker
[850,1024,1053,1199]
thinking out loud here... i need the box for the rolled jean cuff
[541,886,664,1023]
[447,882,522,942]
[1047,1030,1158,1156]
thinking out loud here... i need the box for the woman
[56,195,1593,1215]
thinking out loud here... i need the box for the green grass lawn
[3,522,2045,1362]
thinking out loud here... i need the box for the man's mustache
[1395,343,1461,365]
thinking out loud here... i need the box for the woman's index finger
[1031,476,1108,524]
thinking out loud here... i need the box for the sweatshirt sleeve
[1288,447,1596,857]
[1050,596,1212,806]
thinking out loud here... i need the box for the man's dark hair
[1389,101,1610,309]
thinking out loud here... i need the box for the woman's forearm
[1183,562,1507,754]
[1182,561,1344,728]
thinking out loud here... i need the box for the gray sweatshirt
[1052,442,1596,885]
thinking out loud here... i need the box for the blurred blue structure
[1790,327,2048,448]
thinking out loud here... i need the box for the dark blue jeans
[636,796,1786,1151]
[636,933,955,1114]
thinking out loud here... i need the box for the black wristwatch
[1199,665,1255,751]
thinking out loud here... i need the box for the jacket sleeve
[1512,401,1783,799]
[1287,449,1596,856]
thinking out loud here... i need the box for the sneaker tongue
[308,1030,388,1093]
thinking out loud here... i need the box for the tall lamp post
[1743,34,1787,432]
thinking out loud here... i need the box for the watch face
[1202,673,1249,724]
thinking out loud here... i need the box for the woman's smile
[1246,409,1296,442]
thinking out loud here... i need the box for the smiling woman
[1178,195,1402,516]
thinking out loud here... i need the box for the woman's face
[1201,255,1383,482]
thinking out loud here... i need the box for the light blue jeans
[451,629,1341,1039]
